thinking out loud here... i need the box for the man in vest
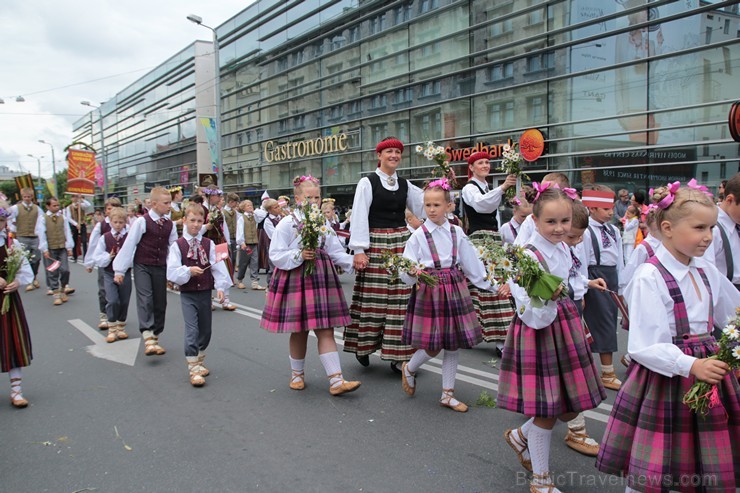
[223,192,240,278]
[9,188,43,291]
[65,194,91,263]
[235,199,266,290]
[37,197,75,306]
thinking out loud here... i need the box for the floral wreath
[0,207,12,219]
[201,186,223,196]
[168,186,183,194]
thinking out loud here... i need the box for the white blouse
[625,247,740,378]
[510,231,572,329]
[461,177,505,215]
[0,234,34,286]
[619,234,662,291]
[500,218,522,245]
[263,214,282,240]
[702,208,740,283]
[513,214,536,246]
[269,211,354,273]
[569,242,590,301]
[166,232,232,291]
[348,168,424,254]
[113,210,178,276]
[399,219,491,291]
[84,218,111,268]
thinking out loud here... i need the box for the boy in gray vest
[236,200,266,290]
[37,197,74,306]
[9,187,42,291]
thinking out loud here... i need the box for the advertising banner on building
[199,117,219,174]
[66,149,96,195]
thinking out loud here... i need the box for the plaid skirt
[468,231,515,342]
[344,227,415,361]
[596,334,740,493]
[403,267,482,351]
[260,249,350,333]
[497,297,606,417]
[0,292,32,373]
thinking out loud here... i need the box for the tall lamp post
[80,101,107,201]
[26,154,44,201]
[38,139,57,195]
[187,14,223,189]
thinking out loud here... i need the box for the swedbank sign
[263,134,349,163]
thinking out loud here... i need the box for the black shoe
[390,361,402,374]
[356,354,370,367]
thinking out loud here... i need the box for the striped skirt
[596,334,740,493]
[497,297,606,417]
[260,249,350,333]
[0,292,32,373]
[344,227,415,362]
[258,228,271,272]
[403,267,482,351]
[468,231,515,342]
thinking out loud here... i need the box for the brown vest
[242,214,259,244]
[223,209,237,241]
[170,205,183,236]
[46,214,66,250]
[68,203,85,224]
[16,203,39,237]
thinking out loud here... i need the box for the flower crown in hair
[322,198,335,204]
[427,178,451,191]
[201,186,223,196]
[532,181,579,202]
[293,175,320,187]
[168,186,183,194]
[0,207,11,219]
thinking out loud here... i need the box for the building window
[488,62,514,81]
[369,14,386,35]
[291,50,304,66]
[419,0,438,14]
[419,81,441,98]
[527,95,545,123]
[491,19,513,37]
[526,52,554,72]
[348,100,362,115]
[528,9,544,25]
[348,25,360,43]
[329,105,344,120]
[488,101,515,129]
[277,56,288,72]
[421,41,441,57]
[330,35,346,51]
[394,3,411,24]
[394,88,412,105]
[369,94,387,110]
[371,124,388,143]
[724,19,730,35]
[395,120,409,142]
[415,111,442,137]
[278,119,289,133]
[701,171,709,182]
[720,161,727,179]
[293,115,306,129]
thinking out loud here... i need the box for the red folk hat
[467,151,492,166]
[375,139,404,154]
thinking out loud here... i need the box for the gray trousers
[181,290,212,357]
[133,264,167,335]
[103,269,132,323]
[97,268,106,313]
[44,248,70,290]
[236,244,259,282]
[16,236,40,277]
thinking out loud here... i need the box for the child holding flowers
[260,175,361,396]
[498,187,606,493]
[597,183,740,493]
[0,201,34,408]
[399,178,494,412]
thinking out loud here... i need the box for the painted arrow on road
[68,319,140,366]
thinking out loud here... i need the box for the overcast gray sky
[0,0,252,180]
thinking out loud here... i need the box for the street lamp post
[81,101,107,201]
[187,14,223,189]
[38,140,57,194]
[26,154,44,201]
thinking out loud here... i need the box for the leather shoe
[390,361,402,374]
[329,379,361,396]
[355,354,370,367]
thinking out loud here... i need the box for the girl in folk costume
[597,184,740,493]
[498,187,606,493]
[259,198,284,276]
[321,198,340,232]
[344,137,425,372]
[513,173,571,246]
[702,172,740,293]
[461,151,516,353]
[90,207,131,343]
[236,200,267,290]
[84,197,122,330]
[0,203,34,408]
[399,179,492,412]
[201,185,236,311]
[168,186,184,237]
[500,187,534,245]
[260,176,360,395]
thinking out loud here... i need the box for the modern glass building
[77,0,740,205]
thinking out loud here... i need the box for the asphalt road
[1,262,631,493]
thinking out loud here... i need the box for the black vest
[367,173,408,229]
[463,181,499,234]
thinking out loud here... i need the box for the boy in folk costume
[222,192,240,278]
[168,186,184,237]
[259,198,284,275]
[236,200,267,290]
[702,173,740,290]
[84,197,122,330]
[38,197,75,306]
[167,204,231,387]
[90,207,131,343]
[113,187,176,356]
[65,193,91,263]
[9,187,42,292]
[201,185,236,311]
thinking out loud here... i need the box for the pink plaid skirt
[597,333,740,492]
[402,267,482,351]
[497,297,606,417]
[260,249,350,333]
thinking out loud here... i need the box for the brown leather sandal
[504,428,533,472]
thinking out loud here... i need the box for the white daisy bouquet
[1,242,30,315]
[380,250,438,287]
[293,202,333,276]
[497,142,529,201]
[683,308,740,416]
[415,140,457,187]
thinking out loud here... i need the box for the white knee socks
[289,356,305,374]
[441,350,458,390]
[407,349,432,373]
[528,424,553,481]
[319,351,343,387]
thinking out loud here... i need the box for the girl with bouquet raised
[260,175,360,395]
[0,201,34,408]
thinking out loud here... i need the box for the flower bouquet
[1,243,29,315]
[292,202,333,276]
[208,208,224,238]
[682,308,740,416]
[415,141,457,188]
[380,250,438,287]
[497,143,530,201]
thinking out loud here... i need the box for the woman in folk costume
[343,137,424,372]
[0,202,35,408]
[597,183,740,493]
[460,151,517,354]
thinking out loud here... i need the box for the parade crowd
[1,137,738,492]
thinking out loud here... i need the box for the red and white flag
[214,242,230,262]
[46,260,61,272]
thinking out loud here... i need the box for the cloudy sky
[0,0,252,180]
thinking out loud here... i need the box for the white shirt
[500,217,522,245]
[269,211,354,273]
[8,202,43,235]
[702,208,740,283]
[0,233,34,286]
[264,214,282,240]
[625,247,740,378]
[461,177,505,215]
[37,211,74,252]
[64,199,92,227]
[166,232,231,291]
[622,217,638,245]
[399,219,491,291]
[582,218,624,293]
[619,234,662,291]
[510,231,572,329]
[112,210,178,276]
[90,226,129,269]
[348,168,424,254]
[84,217,111,268]
[513,214,536,246]
[569,242,590,301]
